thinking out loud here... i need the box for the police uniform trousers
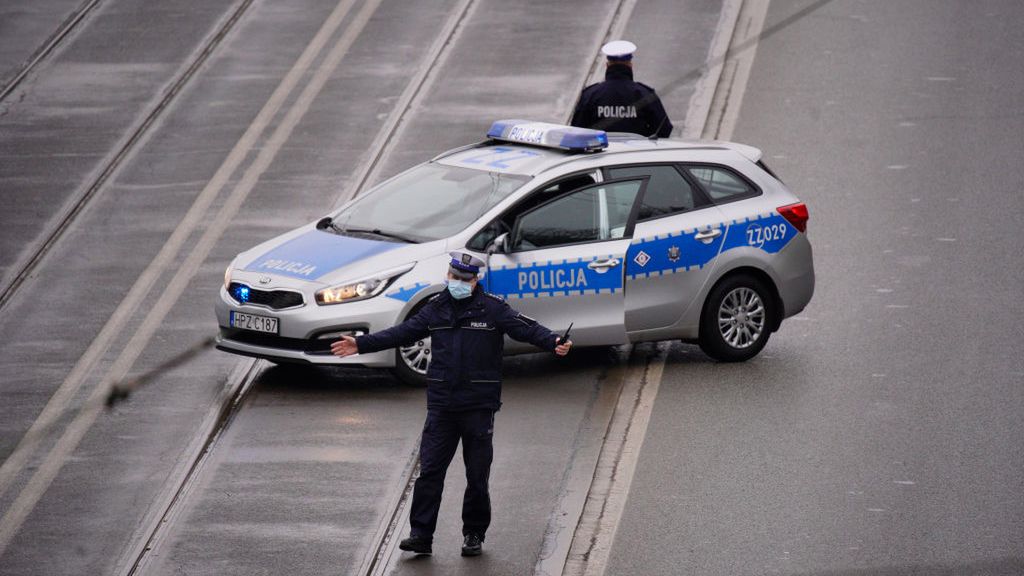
[410,408,495,540]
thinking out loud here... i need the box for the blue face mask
[447,279,474,300]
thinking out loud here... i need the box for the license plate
[230,311,279,334]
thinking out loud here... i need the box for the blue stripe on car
[387,282,430,302]
[719,213,796,255]
[626,213,796,279]
[487,257,623,299]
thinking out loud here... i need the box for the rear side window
[686,166,758,202]
[606,165,699,220]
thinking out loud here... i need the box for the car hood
[234,224,441,286]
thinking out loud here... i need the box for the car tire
[698,273,774,362]
[392,304,432,387]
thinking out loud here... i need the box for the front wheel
[393,336,431,387]
[698,274,774,362]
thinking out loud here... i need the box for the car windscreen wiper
[341,227,421,244]
[316,217,419,243]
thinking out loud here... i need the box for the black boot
[461,533,483,557]
[399,535,432,555]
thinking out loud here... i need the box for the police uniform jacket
[355,287,558,411]
[570,64,673,138]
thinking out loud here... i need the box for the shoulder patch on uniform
[427,293,442,302]
[484,291,505,302]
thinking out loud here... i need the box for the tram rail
[0,0,258,312]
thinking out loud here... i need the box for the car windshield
[331,163,529,243]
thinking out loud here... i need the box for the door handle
[588,258,621,271]
[694,228,722,243]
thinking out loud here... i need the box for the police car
[216,120,814,385]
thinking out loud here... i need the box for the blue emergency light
[487,119,608,152]
[233,284,250,303]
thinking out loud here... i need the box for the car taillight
[777,202,808,233]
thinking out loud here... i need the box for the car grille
[228,282,303,310]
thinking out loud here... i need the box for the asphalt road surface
[0,1,1021,575]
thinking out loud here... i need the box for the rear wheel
[698,274,774,362]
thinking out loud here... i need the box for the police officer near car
[570,40,674,138]
[330,251,573,557]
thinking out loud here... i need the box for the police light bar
[487,119,608,152]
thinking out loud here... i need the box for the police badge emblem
[667,246,681,263]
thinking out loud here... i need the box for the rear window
[685,166,759,203]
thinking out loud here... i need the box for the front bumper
[214,284,408,368]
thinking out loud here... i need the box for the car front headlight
[315,265,414,305]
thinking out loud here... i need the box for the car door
[484,178,647,348]
[604,164,729,333]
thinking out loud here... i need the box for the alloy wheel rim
[717,287,765,349]
[399,337,431,375]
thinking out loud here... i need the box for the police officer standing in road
[330,251,572,557]
[570,40,674,138]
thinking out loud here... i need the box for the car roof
[434,134,764,177]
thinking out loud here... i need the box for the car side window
[466,172,597,251]
[686,165,758,202]
[606,165,699,220]
[512,179,643,251]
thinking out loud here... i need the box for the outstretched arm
[331,304,432,358]
[495,302,572,356]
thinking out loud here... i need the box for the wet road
[1,0,1022,575]
[608,1,1024,575]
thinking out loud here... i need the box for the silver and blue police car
[215,120,814,385]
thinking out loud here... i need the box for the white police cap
[449,251,486,277]
[601,40,637,61]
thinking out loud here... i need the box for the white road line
[569,0,640,121]
[0,0,360,505]
[683,0,743,139]
[534,356,629,576]
[562,343,669,576]
[558,1,773,574]
[0,0,383,555]
[701,0,772,141]
[331,0,478,208]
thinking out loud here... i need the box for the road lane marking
[534,352,629,576]
[562,342,669,576]
[0,0,360,504]
[332,0,479,207]
[568,0,639,123]
[557,0,781,571]
[0,0,383,555]
[0,0,257,311]
[682,0,743,139]
[700,0,771,141]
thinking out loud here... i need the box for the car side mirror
[486,232,509,255]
